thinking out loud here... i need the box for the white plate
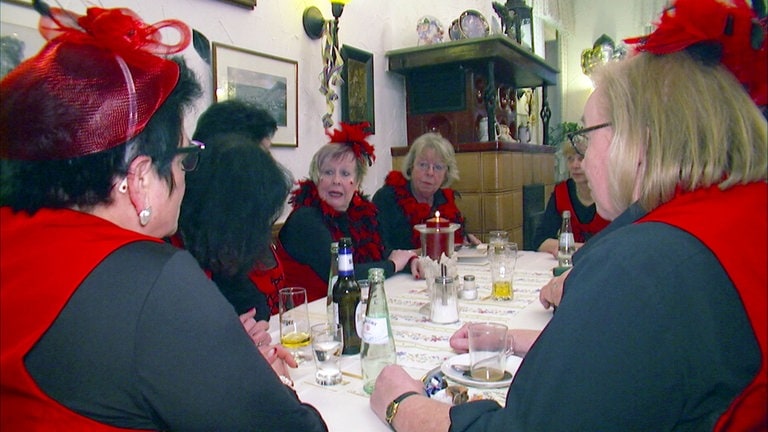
[455,244,488,262]
[440,353,522,389]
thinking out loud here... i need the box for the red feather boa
[289,180,384,263]
[384,171,465,248]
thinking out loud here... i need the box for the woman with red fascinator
[370,0,766,430]
[277,122,419,301]
[0,3,326,431]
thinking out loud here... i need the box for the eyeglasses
[567,123,611,156]
[176,140,205,172]
[414,161,447,173]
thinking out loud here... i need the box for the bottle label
[559,233,574,247]
[338,252,354,274]
[362,317,390,344]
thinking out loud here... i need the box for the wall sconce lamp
[581,34,627,76]
[303,0,352,40]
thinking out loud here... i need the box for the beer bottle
[333,237,361,355]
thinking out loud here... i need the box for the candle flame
[435,211,441,219]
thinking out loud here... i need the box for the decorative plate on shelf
[416,16,444,46]
[459,10,489,39]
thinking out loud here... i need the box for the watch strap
[386,391,420,430]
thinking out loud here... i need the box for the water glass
[311,322,343,386]
[468,322,509,382]
[279,287,312,363]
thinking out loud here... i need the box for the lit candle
[426,210,450,228]
[424,211,451,260]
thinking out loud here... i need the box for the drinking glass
[487,230,509,257]
[279,287,312,363]
[491,242,517,301]
[468,322,509,382]
[311,322,343,386]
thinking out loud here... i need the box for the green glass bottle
[360,268,397,394]
[326,241,339,325]
[333,237,361,355]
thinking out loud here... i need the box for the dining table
[268,250,558,431]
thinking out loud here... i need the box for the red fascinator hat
[624,0,767,107]
[0,2,191,160]
[326,122,376,166]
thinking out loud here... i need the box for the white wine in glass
[279,287,312,362]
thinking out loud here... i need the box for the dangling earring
[117,178,128,193]
[139,206,152,226]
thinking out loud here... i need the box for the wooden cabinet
[386,36,559,247]
[386,35,558,145]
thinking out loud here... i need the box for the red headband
[624,0,767,107]
[0,5,191,160]
[326,122,376,167]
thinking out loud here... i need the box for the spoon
[450,364,513,381]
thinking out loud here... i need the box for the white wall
[1,0,664,202]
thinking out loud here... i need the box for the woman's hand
[388,249,418,272]
[260,344,298,373]
[539,269,570,309]
[448,323,471,353]
[239,309,272,347]
[464,233,482,246]
[370,365,425,423]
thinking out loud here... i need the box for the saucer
[440,353,522,389]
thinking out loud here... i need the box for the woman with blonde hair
[370,0,766,429]
[373,132,477,253]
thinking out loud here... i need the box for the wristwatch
[385,391,420,430]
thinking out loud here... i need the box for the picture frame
[340,45,375,133]
[0,0,33,8]
[212,42,298,147]
[216,0,256,8]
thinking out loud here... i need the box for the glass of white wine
[279,287,312,363]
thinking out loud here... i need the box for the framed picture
[340,45,375,132]
[216,0,256,8]
[212,42,298,147]
[0,0,33,7]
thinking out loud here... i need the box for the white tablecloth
[268,251,557,431]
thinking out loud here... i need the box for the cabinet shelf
[386,35,558,89]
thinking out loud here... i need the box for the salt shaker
[460,275,477,300]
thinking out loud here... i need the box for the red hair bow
[39,6,190,58]
[326,122,376,166]
[624,0,767,106]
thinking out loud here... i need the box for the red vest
[1,207,157,431]
[554,181,610,242]
[274,239,327,303]
[247,245,285,316]
[638,183,767,431]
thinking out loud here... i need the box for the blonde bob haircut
[592,50,767,214]
[401,132,460,188]
[309,143,368,187]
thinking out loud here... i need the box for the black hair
[178,132,292,279]
[0,57,202,213]
[192,99,278,144]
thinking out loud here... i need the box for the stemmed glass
[279,287,312,363]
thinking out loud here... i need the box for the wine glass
[279,287,312,363]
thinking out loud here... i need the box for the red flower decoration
[384,171,465,248]
[624,0,767,106]
[326,122,376,166]
[289,180,384,263]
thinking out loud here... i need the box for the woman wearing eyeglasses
[373,132,479,256]
[0,5,326,431]
[532,137,610,258]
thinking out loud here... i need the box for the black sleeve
[532,192,561,249]
[279,206,334,284]
[372,185,416,251]
[450,223,759,431]
[355,258,396,281]
[27,242,327,431]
